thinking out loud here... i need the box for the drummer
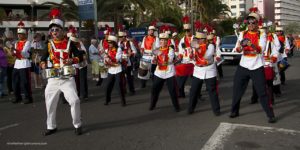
[138,24,159,88]
[40,8,83,136]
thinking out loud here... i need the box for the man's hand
[64,58,73,65]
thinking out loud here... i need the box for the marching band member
[250,22,280,104]
[138,24,159,88]
[118,26,137,95]
[104,35,127,106]
[229,7,276,123]
[68,25,89,100]
[150,32,180,112]
[175,16,195,98]
[211,30,223,78]
[12,21,33,104]
[97,25,111,86]
[188,32,221,115]
[275,26,290,86]
[40,8,83,135]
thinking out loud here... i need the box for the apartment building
[274,0,300,26]
[222,0,254,18]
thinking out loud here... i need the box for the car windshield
[221,36,237,45]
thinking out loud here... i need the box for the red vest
[243,31,261,57]
[49,39,71,67]
[157,47,169,71]
[107,47,117,63]
[144,35,156,50]
[15,40,26,59]
[195,44,208,66]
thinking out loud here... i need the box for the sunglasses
[50,28,61,32]
[247,20,257,25]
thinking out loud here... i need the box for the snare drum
[45,68,60,78]
[62,66,76,76]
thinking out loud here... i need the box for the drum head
[138,68,148,77]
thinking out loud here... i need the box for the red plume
[258,19,263,27]
[182,16,190,24]
[150,20,157,27]
[204,24,213,33]
[18,21,25,28]
[49,8,61,19]
[160,25,170,33]
[117,24,124,31]
[249,7,258,13]
[194,20,203,31]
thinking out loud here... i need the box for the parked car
[219,35,241,61]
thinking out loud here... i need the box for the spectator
[3,40,15,95]
[89,38,100,81]
[0,39,8,98]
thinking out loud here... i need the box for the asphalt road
[0,52,300,150]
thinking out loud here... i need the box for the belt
[195,63,213,67]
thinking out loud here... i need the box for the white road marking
[0,123,19,131]
[201,122,300,150]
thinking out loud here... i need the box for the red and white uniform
[176,35,194,76]
[154,47,175,79]
[105,47,122,74]
[192,43,217,79]
[14,40,31,69]
[236,31,267,70]
[42,39,82,130]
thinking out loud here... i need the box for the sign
[78,0,94,20]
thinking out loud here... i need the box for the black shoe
[75,127,82,135]
[122,102,127,107]
[104,101,110,105]
[23,100,33,104]
[129,91,135,96]
[275,93,281,98]
[149,106,155,111]
[187,110,194,115]
[229,112,239,118]
[12,99,21,104]
[268,117,277,123]
[214,111,221,116]
[174,107,180,112]
[249,100,258,104]
[44,128,57,136]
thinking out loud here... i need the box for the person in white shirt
[275,27,290,85]
[138,26,160,88]
[250,23,280,104]
[118,31,137,95]
[104,35,126,106]
[31,33,45,88]
[12,21,33,104]
[89,38,100,81]
[149,33,180,112]
[188,32,221,116]
[229,8,276,123]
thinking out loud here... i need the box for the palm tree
[193,0,230,23]
[40,0,79,21]
[0,7,7,25]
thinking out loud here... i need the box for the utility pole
[94,0,98,38]
[190,0,194,33]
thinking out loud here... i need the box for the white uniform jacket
[192,44,217,80]
[235,31,267,70]
[14,40,31,69]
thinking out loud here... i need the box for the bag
[278,59,290,71]
[264,66,274,80]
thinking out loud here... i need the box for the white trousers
[45,77,82,129]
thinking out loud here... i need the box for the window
[239,4,245,8]
[231,5,237,9]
